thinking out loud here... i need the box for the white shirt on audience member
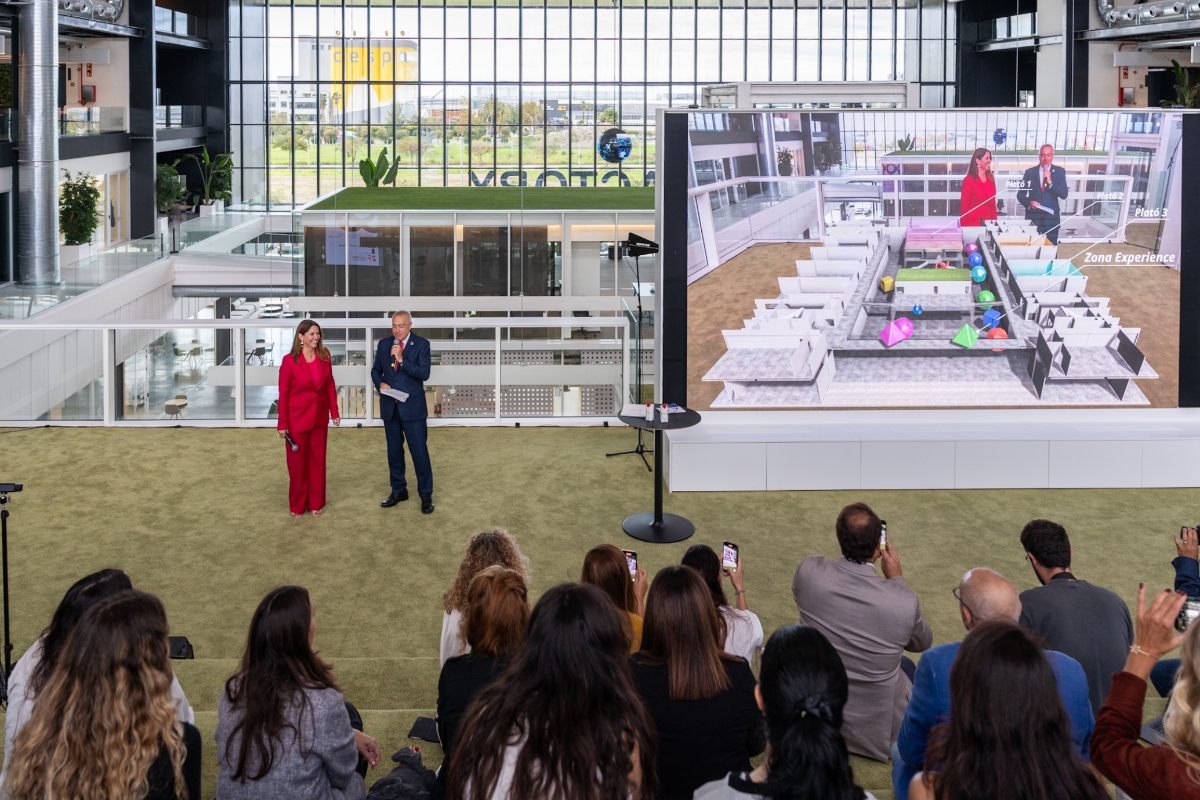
[440,608,471,667]
[720,606,764,666]
[0,635,194,790]
[694,772,879,800]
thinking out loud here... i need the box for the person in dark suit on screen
[1017,144,1070,245]
[372,311,435,514]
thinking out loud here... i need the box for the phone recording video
[1177,597,1200,633]
[722,541,739,571]
[623,549,638,578]
[880,520,888,551]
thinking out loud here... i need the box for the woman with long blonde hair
[278,319,341,518]
[5,589,201,800]
[440,528,528,665]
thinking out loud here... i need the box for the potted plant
[155,162,185,232]
[59,170,102,264]
[179,147,234,215]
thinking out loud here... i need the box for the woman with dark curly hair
[694,624,875,800]
[448,582,657,800]
[909,621,1108,800]
[440,528,528,665]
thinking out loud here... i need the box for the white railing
[687,173,1137,280]
[0,317,632,427]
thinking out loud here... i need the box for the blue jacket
[1176,557,1200,596]
[892,640,1094,800]
[1017,163,1069,218]
[371,333,431,421]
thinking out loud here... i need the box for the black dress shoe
[381,489,409,508]
[421,494,435,514]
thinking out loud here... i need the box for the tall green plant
[1162,60,1200,108]
[359,147,399,187]
[59,171,102,247]
[156,162,185,213]
[179,147,235,205]
[776,147,794,177]
[896,134,916,152]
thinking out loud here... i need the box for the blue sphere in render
[598,128,633,163]
[971,265,988,283]
[968,252,983,267]
[993,128,1007,147]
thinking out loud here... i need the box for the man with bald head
[890,568,1094,800]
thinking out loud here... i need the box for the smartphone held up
[623,549,638,579]
[722,542,739,572]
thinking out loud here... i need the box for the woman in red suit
[959,147,999,227]
[278,320,340,517]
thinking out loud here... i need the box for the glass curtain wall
[230,0,951,208]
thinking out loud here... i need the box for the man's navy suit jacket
[371,333,431,421]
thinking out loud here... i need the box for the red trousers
[285,426,328,514]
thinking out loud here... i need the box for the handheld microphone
[392,337,401,369]
[284,432,299,452]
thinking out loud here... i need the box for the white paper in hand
[381,386,410,402]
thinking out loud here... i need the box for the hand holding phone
[879,520,888,552]
[722,542,739,572]
[623,549,638,579]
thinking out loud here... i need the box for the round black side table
[617,408,702,544]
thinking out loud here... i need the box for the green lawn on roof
[896,268,971,282]
[307,187,655,212]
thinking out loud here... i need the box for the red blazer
[277,353,339,432]
[959,174,998,227]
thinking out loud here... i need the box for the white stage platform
[662,409,1200,491]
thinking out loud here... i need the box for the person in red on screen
[278,320,340,518]
[959,148,999,228]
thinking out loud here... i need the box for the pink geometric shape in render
[879,317,914,347]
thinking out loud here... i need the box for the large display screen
[670,109,1185,410]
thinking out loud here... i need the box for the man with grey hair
[371,311,435,513]
[890,568,1094,800]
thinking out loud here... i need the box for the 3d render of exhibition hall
[6,0,1200,797]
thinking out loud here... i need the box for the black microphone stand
[604,248,652,470]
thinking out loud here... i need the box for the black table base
[621,511,695,544]
[616,410,702,546]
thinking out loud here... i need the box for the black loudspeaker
[168,636,194,659]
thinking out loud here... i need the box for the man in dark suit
[1017,144,1070,245]
[372,311,435,513]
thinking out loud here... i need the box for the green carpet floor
[0,425,1191,798]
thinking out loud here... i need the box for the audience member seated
[1092,585,1200,800]
[909,621,1109,800]
[441,528,528,666]
[448,583,657,800]
[433,566,530,800]
[694,624,878,800]
[216,585,381,799]
[681,544,764,665]
[1018,518,1133,714]
[582,543,648,652]
[1148,526,1200,698]
[892,568,1094,800]
[792,502,932,761]
[5,589,202,800]
[631,566,765,800]
[2,569,193,790]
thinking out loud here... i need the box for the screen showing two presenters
[681,110,1182,410]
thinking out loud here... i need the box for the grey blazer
[792,556,933,762]
[215,683,365,800]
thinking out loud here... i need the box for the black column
[205,0,229,157]
[659,111,689,406]
[128,0,157,239]
[1062,0,1089,107]
[1180,115,1200,407]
